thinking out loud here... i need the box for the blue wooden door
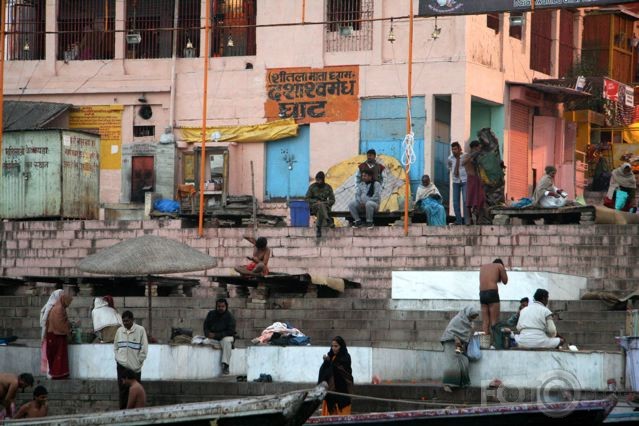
[265,125,310,199]
[360,97,425,193]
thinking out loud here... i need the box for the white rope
[401,131,416,168]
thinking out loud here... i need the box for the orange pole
[198,0,212,237]
[0,0,5,164]
[403,0,414,236]
[302,0,306,23]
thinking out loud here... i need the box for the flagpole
[198,0,212,237]
[403,0,414,236]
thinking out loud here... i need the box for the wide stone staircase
[0,295,625,352]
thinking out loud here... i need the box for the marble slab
[392,271,587,301]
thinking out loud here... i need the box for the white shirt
[517,301,554,334]
[447,153,467,183]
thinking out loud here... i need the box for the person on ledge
[440,306,479,392]
[604,162,636,211]
[533,165,568,208]
[318,336,353,416]
[306,171,335,238]
[123,369,146,409]
[414,174,446,226]
[0,373,34,419]
[516,289,564,349]
[357,149,385,184]
[45,291,74,379]
[203,298,237,375]
[114,311,148,410]
[92,295,122,343]
[348,169,381,229]
[479,259,508,339]
[235,236,271,276]
[13,385,48,419]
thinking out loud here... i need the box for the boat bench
[490,205,596,225]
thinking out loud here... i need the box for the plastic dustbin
[289,200,310,227]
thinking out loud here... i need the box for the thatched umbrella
[77,235,216,337]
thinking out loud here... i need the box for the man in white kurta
[515,289,563,349]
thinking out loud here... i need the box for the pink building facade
[3,0,596,211]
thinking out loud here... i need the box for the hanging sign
[419,0,638,16]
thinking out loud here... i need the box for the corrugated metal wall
[508,103,530,201]
[61,130,100,219]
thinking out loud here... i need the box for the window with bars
[487,13,500,33]
[4,0,45,60]
[211,0,256,57]
[529,10,552,75]
[325,0,373,52]
[125,0,199,59]
[57,0,115,61]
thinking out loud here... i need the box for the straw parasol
[77,235,217,336]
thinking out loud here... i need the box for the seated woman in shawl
[533,165,568,208]
[45,292,74,380]
[414,174,446,226]
[91,295,122,343]
[604,163,637,211]
[317,336,354,416]
[440,306,480,392]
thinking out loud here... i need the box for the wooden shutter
[508,103,530,200]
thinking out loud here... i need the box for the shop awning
[178,118,298,143]
[508,82,592,102]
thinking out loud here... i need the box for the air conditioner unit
[126,32,142,45]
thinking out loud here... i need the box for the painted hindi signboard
[69,105,124,170]
[418,0,639,16]
[265,65,359,124]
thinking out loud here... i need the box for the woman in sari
[440,306,480,392]
[45,292,73,379]
[604,163,636,211]
[40,290,63,376]
[476,128,506,208]
[318,336,354,416]
[414,175,446,226]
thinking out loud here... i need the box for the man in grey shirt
[348,169,381,229]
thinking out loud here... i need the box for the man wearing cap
[306,171,335,238]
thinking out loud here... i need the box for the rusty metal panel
[1,130,62,218]
[0,129,100,219]
[61,130,100,219]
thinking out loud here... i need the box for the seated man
[414,174,446,226]
[533,166,568,208]
[0,372,33,419]
[234,236,270,276]
[13,385,48,419]
[506,297,529,328]
[348,169,381,229]
[516,289,564,349]
[203,298,237,375]
[306,171,335,238]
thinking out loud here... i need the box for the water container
[289,200,310,227]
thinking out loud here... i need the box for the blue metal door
[434,139,450,206]
[360,97,425,193]
[265,125,310,199]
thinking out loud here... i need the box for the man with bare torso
[0,372,33,419]
[13,385,48,419]
[479,259,509,337]
[123,368,146,409]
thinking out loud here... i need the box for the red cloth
[46,332,69,379]
[466,174,485,209]
[103,295,115,309]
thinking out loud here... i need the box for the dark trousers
[116,363,141,409]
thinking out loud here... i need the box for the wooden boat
[305,397,616,425]
[7,384,326,426]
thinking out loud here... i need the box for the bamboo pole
[302,0,306,23]
[403,0,414,236]
[251,161,257,237]
[0,0,6,163]
[198,0,212,237]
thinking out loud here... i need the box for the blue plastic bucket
[289,200,310,227]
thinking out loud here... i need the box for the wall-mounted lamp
[387,18,396,43]
[227,34,234,47]
[184,38,196,58]
[509,14,524,27]
[23,40,30,52]
[138,93,147,103]
[431,17,441,40]
[126,32,142,44]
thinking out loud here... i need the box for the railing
[4,0,45,60]
[325,0,373,52]
[57,0,116,61]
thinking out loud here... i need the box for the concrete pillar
[423,93,436,176]
[45,0,56,73]
[115,0,125,60]
[550,10,560,78]
[450,92,471,146]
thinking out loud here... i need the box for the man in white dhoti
[515,289,564,349]
[533,166,567,208]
